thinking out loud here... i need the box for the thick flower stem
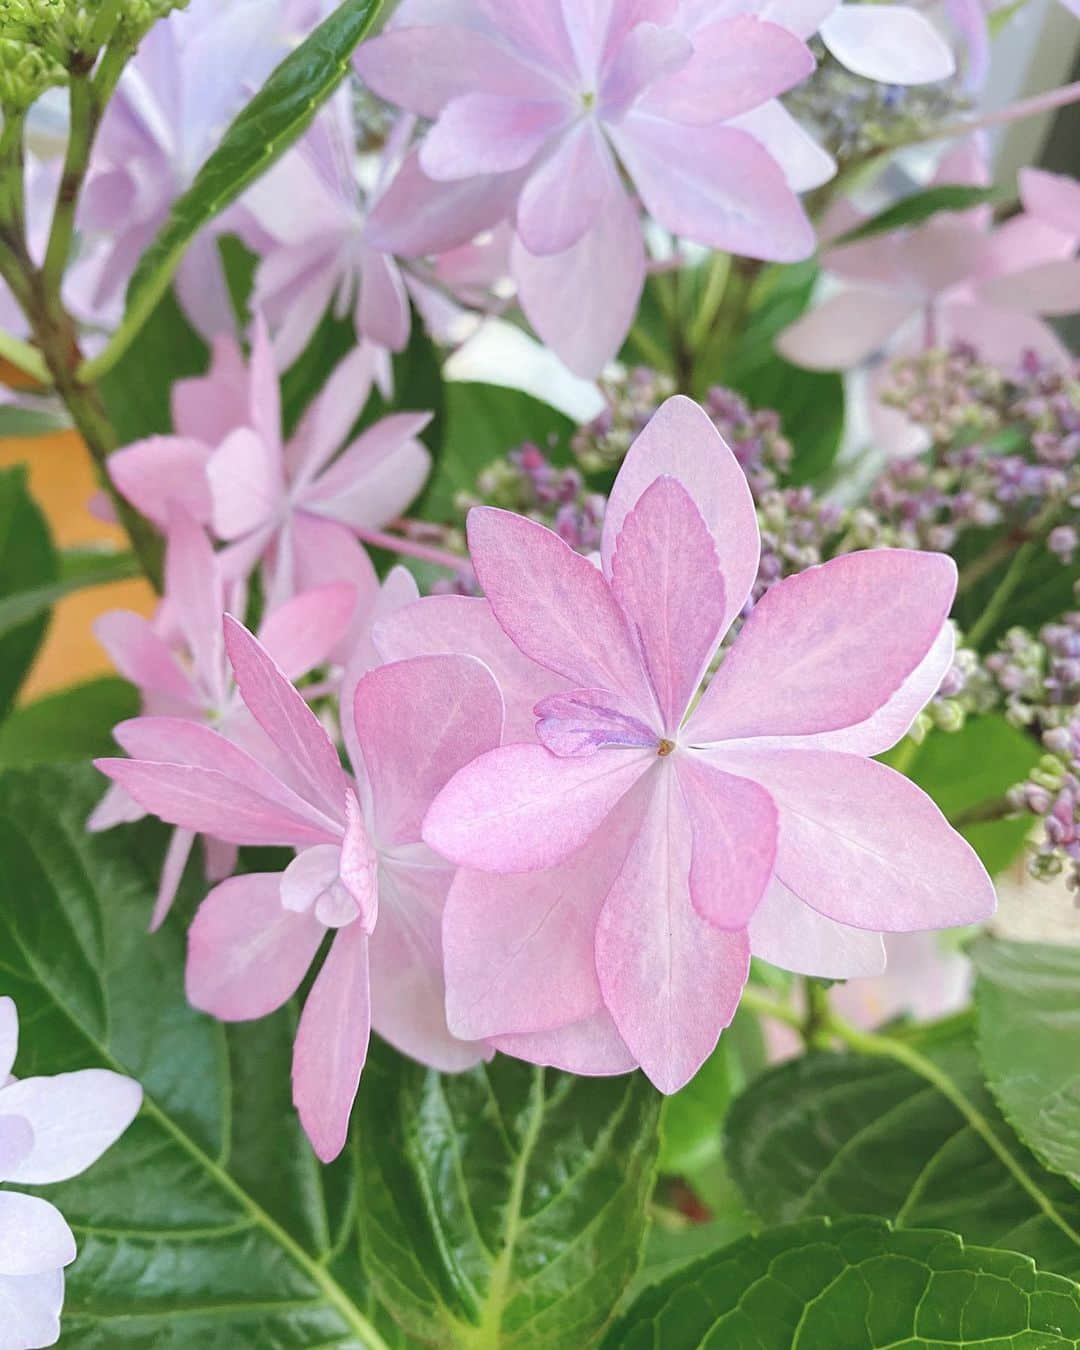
[353,523,473,577]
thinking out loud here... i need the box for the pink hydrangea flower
[95,613,503,1161]
[0,998,141,1350]
[356,0,819,375]
[107,320,430,608]
[417,396,995,1093]
[89,508,356,930]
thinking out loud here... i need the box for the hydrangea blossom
[356,0,820,375]
[95,609,503,1161]
[417,397,995,1092]
[0,998,141,1350]
[107,320,430,609]
[89,507,355,929]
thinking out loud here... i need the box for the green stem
[950,794,1015,828]
[687,252,731,354]
[739,986,803,1031]
[0,326,50,383]
[802,978,832,1051]
[964,538,1036,650]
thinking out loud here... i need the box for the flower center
[657,738,676,757]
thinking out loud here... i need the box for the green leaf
[0,762,393,1348]
[725,1030,1080,1279]
[355,1039,661,1348]
[0,677,137,767]
[0,404,68,436]
[882,715,1042,874]
[85,0,383,384]
[98,287,208,444]
[973,937,1080,1191]
[420,382,574,524]
[0,465,57,717]
[0,548,139,640]
[602,1215,1080,1348]
[832,185,998,245]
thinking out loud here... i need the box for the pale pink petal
[534,688,656,756]
[302,413,433,530]
[0,1268,64,1348]
[612,112,815,261]
[512,181,645,377]
[599,21,691,118]
[420,94,568,181]
[1019,167,1080,241]
[206,427,285,542]
[247,316,283,459]
[256,583,356,681]
[163,508,226,707]
[423,743,655,871]
[370,855,489,1072]
[478,0,578,78]
[0,1116,33,1180]
[340,567,422,770]
[186,873,325,1020]
[94,610,195,706]
[644,17,813,124]
[203,837,237,883]
[677,755,777,929]
[149,826,195,932]
[0,1071,140,1186]
[107,436,212,527]
[0,1195,74,1276]
[86,780,145,832]
[820,5,955,83]
[293,922,371,1162]
[776,288,917,370]
[374,594,570,742]
[353,655,504,846]
[601,395,760,635]
[898,217,991,297]
[281,845,343,915]
[0,998,17,1080]
[491,1009,637,1075]
[288,345,391,486]
[516,117,616,256]
[467,506,653,709]
[977,260,1080,317]
[595,770,750,1094]
[730,101,836,193]
[442,783,647,1040]
[687,550,956,745]
[610,476,727,733]
[749,876,887,978]
[715,747,996,931]
[289,516,381,662]
[223,615,347,821]
[977,215,1076,281]
[357,247,411,352]
[939,300,1071,367]
[171,334,250,443]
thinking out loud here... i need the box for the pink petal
[512,181,645,377]
[0,1115,33,1179]
[978,215,1076,282]
[94,610,195,706]
[1019,167,1080,241]
[420,94,568,181]
[186,873,325,1020]
[86,780,145,832]
[516,117,616,256]
[171,335,250,444]
[820,5,955,83]
[302,412,433,530]
[224,615,347,822]
[599,21,692,119]
[776,288,917,370]
[107,436,212,528]
[357,247,411,352]
[749,876,887,978]
[978,260,1080,317]
[288,345,392,486]
[610,475,727,734]
[676,755,777,929]
[256,582,356,681]
[292,922,371,1163]
[594,770,750,1094]
[730,101,836,193]
[0,1070,141,1186]
[164,507,226,707]
[714,747,996,931]
[0,1194,75,1276]
[149,826,195,932]
[373,594,570,743]
[467,506,654,710]
[491,1008,637,1075]
[423,742,655,871]
[288,516,381,663]
[353,655,504,846]
[534,688,656,756]
[939,300,1071,368]
[247,317,283,460]
[203,836,238,883]
[644,17,813,124]
[370,856,490,1072]
[612,112,815,261]
[0,997,16,1081]
[687,549,956,745]
[442,784,647,1040]
[206,427,285,542]
[601,395,760,636]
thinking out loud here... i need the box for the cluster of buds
[458,442,606,555]
[0,30,63,107]
[0,0,186,70]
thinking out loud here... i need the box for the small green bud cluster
[0,31,65,110]
[0,0,188,77]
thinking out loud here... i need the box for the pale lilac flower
[0,998,141,1350]
[420,396,995,1093]
[90,508,356,929]
[357,0,818,375]
[95,615,503,1161]
[107,321,430,609]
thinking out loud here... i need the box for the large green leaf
[355,1040,661,1348]
[602,1216,1080,1348]
[83,0,383,384]
[882,715,1041,875]
[725,1032,1080,1279]
[832,185,998,245]
[973,938,1080,1191]
[0,466,57,717]
[0,677,137,767]
[0,763,393,1348]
